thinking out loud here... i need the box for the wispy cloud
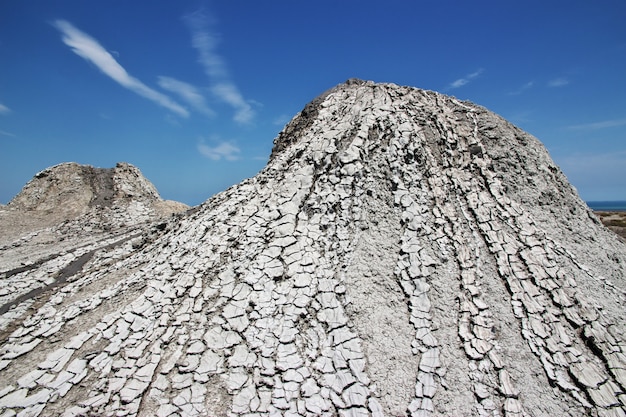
[0,104,14,137]
[509,81,534,95]
[505,110,533,126]
[548,77,569,87]
[197,139,241,161]
[184,11,255,124]
[158,76,215,117]
[448,69,484,89]
[273,114,292,126]
[211,83,254,124]
[53,20,189,118]
[567,118,626,130]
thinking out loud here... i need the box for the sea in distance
[586,201,626,212]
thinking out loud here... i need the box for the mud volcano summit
[1,79,625,416]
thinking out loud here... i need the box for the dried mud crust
[1,81,626,416]
[595,211,626,242]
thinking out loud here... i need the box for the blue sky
[1,1,625,205]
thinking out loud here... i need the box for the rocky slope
[1,80,625,416]
[0,161,188,313]
[2,161,186,241]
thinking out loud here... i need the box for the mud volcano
[1,80,625,416]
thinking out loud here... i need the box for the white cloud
[505,110,533,126]
[0,104,14,136]
[184,11,256,124]
[509,81,534,95]
[567,118,626,130]
[449,69,484,89]
[186,15,227,79]
[273,114,292,126]
[165,113,181,126]
[548,78,569,87]
[197,139,241,161]
[211,83,254,124]
[53,20,189,118]
[158,76,215,117]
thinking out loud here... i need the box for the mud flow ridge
[0,233,141,316]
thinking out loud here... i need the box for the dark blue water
[586,201,626,211]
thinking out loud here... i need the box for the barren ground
[595,210,626,242]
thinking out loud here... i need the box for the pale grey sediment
[0,80,625,416]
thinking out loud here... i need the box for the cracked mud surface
[1,80,626,416]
